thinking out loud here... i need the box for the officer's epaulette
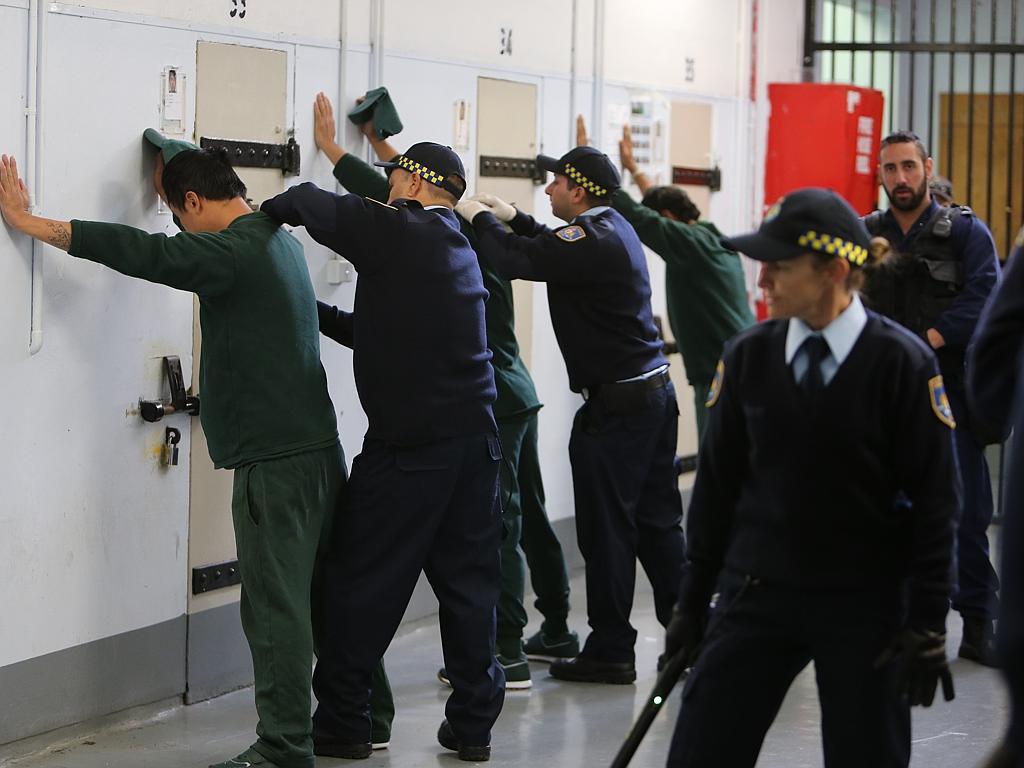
[396,199,424,210]
[955,204,974,217]
[554,223,588,243]
[366,197,398,211]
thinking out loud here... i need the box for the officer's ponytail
[848,236,891,291]
[865,236,892,269]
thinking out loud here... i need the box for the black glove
[659,604,706,671]
[874,627,955,707]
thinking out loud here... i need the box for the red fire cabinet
[764,83,884,216]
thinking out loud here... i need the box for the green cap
[346,87,404,140]
[143,128,198,165]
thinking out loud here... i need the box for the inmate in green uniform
[68,213,390,768]
[331,154,573,668]
[612,190,754,438]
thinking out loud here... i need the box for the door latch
[140,356,200,423]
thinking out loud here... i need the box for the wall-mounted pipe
[369,0,384,89]
[568,0,578,148]
[591,0,606,151]
[27,0,44,355]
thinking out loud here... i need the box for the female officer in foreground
[663,188,959,767]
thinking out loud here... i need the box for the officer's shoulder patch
[367,196,398,211]
[555,225,587,242]
[928,375,956,429]
[705,359,725,408]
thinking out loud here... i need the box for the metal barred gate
[804,0,1016,519]
[804,0,1024,261]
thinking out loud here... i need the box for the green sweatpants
[231,442,393,768]
[516,412,572,638]
[496,414,529,658]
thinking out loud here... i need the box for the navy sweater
[262,185,496,446]
[471,208,667,392]
[681,313,960,631]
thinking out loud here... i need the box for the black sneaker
[523,629,580,662]
[437,719,490,762]
[549,656,636,684]
[959,616,1000,668]
[313,737,372,760]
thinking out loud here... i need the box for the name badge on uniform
[556,225,587,242]
[705,360,725,408]
[928,375,956,429]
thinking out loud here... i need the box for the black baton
[608,650,690,768]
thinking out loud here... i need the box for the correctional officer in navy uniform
[261,142,504,763]
[664,188,958,768]
[456,146,685,685]
[862,130,1002,665]
[969,247,1024,768]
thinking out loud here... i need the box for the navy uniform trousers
[668,572,910,768]
[946,386,1000,620]
[569,377,685,662]
[312,432,505,748]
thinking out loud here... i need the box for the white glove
[454,198,490,223]
[471,193,517,222]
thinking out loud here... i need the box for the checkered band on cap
[797,230,869,266]
[564,163,609,197]
[397,155,445,187]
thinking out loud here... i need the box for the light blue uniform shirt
[786,293,868,387]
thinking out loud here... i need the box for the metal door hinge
[479,155,546,184]
[192,560,242,594]
[200,136,301,175]
[672,166,721,192]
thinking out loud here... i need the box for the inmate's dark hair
[161,148,248,209]
[641,186,701,222]
[879,130,929,163]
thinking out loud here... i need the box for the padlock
[163,427,182,467]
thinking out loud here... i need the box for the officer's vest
[862,205,967,341]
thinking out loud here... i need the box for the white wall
[0,0,778,691]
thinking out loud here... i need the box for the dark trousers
[947,387,1000,619]
[312,433,505,747]
[518,411,572,637]
[569,379,685,662]
[668,573,910,768]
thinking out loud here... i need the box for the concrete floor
[0,574,1008,768]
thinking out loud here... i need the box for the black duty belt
[583,369,671,402]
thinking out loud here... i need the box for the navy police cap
[724,187,872,266]
[536,145,621,198]
[375,141,467,200]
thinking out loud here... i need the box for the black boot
[437,719,490,762]
[959,616,1000,667]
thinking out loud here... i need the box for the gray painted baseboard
[1,495,685,747]
[185,604,253,705]
[0,616,186,746]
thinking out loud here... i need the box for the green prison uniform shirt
[611,189,755,388]
[331,153,541,419]
[69,212,339,468]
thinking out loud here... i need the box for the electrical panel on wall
[627,93,670,188]
[605,93,670,189]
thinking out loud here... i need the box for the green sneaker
[524,629,580,662]
[209,748,279,768]
[437,654,533,690]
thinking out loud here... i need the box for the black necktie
[799,336,830,396]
